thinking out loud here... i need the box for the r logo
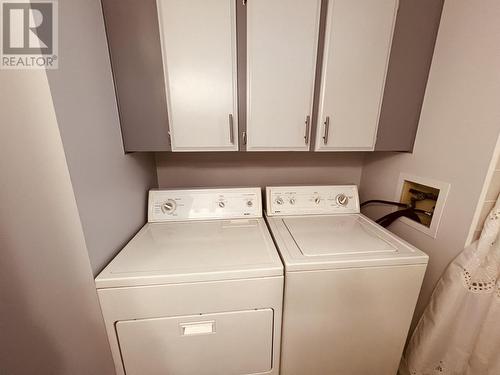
[2,2,53,55]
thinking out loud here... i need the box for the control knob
[161,199,176,214]
[336,193,349,207]
[275,197,284,205]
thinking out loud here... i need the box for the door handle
[180,321,215,336]
[229,114,235,144]
[304,115,311,144]
[323,116,330,145]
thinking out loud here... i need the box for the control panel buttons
[149,188,262,222]
[161,199,177,214]
[266,186,360,216]
[335,193,349,207]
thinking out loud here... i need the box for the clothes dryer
[96,188,283,375]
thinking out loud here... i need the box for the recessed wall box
[395,174,450,238]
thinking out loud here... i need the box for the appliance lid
[95,218,283,288]
[265,213,428,271]
[283,215,397,256]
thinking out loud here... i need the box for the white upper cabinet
[157,0,238,151]
[315,0,398,151]
[246,0,321,151]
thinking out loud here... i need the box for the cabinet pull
[304,115,311,144]
[323,117,330,145]
[229,114,235,144]
[243,0,247,5]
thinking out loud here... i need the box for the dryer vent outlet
[395,174,450,238]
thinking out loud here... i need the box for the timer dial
[161,199,176,214]
[335,193,349,207]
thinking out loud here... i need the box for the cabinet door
[157,0,238,151]
[315,0,398,151]
[246,0,321,151]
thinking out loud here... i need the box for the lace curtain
[400,196,500,375]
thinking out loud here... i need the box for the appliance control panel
[266,185,360,216]
[148,188,262,222]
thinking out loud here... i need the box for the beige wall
[0,71,114,373]
[156,152,365,189]
[46,0,157,275]
[360,0,500,323]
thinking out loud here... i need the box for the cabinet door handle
[304,115,311,144]
[323,116,330,145]
[229,114,235,144]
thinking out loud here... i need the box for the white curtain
[401,196,500,375]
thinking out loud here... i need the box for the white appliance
[265,185,428,375]
[96,188,283,375]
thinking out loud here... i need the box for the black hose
[361,199,433,228]
[360,199,409,208]
[376,208,422,228]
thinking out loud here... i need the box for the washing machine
[96,187,283,375]
[265,185,428,375]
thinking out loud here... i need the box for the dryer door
[116,309,274,375]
